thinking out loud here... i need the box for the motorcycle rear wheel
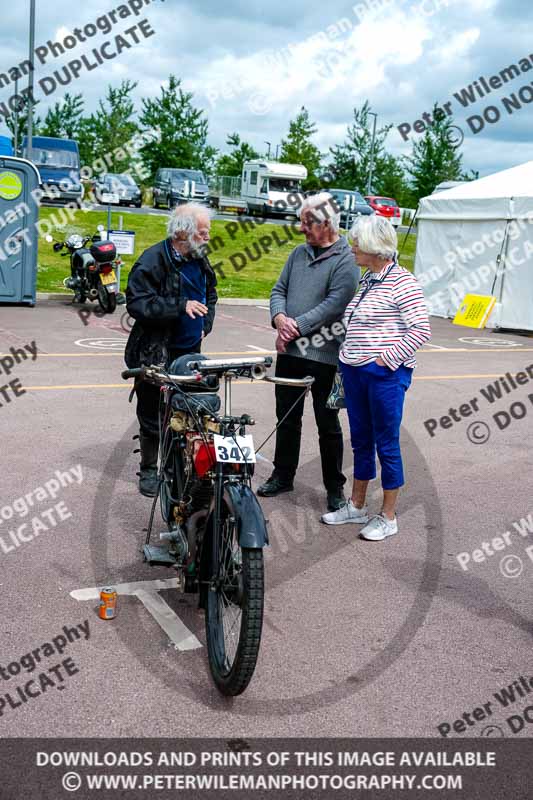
[96,279,117,313]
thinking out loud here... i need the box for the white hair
[166,202,214,240]
[298,192,341,232]
[349,214,397,259]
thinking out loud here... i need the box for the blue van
[0,135,14,156]
[22,136,83,203]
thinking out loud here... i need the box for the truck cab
[22,136,83,204]
[0,136,14,157]
[241,161,307,217]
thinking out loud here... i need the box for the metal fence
[207,175,242,198]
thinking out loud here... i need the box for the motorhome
[240,161,307,216]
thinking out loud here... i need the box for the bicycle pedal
[142,544,179,566]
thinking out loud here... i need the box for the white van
[241,161,307,216]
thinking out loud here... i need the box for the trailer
[208,175,248,214]
[209,161,308,217]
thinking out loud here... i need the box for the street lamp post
[13,76,19,154]
[264,141,271,158]
[366,112,377,195]
[27,0,36,152]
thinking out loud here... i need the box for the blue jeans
[340,360,413,490]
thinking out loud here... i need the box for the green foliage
[139,75,217,179]
[4,98,42,153]
[215,133,259,176]
[403,103,463,201]
[79,81,139,173]
[279,107,322,189]
[41,93,84,139]
[327,102,392,193]
[375,154,415,207]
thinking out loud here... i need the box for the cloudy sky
[1,0,532,179]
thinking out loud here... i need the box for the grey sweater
[270,236,360,365]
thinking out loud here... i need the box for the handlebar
[121,364,315,389]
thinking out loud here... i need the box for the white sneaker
[360,514,398,541]
[321,500,369,525]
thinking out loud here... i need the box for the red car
[364,195,402,227]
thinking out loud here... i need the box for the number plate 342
[213,434,256,464]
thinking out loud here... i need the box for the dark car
[153,168,209,209]
[329,188,374,228]
[364,195,401,227]
[95,173,142,207]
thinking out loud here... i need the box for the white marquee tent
[413,160,533,331]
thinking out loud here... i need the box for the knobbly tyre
[122,355,314,695]
[45,224,119,313]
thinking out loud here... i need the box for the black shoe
[327,492,346,512]
[257,474,294,497]
[138,467,159,497]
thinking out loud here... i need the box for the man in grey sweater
[258,193,360,511]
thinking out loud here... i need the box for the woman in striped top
[322,215,431,540]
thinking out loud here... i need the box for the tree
[279,106,322,189]
[40,93,84,139]
[79,80,139,172]
[215,133,259,176]
[374,154,414,207]
[403,103,463,202]
[139,75,217,179]
[5,102,42,153]
[327,102,392,193]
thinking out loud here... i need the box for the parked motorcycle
[46,225,119,313]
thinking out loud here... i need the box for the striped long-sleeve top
[339,261,431,370]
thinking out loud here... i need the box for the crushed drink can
[99,587,117,620]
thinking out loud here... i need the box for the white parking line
[70,577,202,651]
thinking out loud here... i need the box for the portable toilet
[0,136,13,157]
[0,156,40,306]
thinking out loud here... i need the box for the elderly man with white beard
[125,203,218,497]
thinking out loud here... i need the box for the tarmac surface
[1,296,532,739]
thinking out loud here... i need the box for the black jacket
[124,238,218,368]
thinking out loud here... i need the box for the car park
[94,173,142,207]
[364,195,402,227]
[153,168,210,208]
[329,188,374,228]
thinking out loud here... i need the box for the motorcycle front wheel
[205,498,264,696]
[96,279,117,313]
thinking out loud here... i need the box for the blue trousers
[340,360,413,490]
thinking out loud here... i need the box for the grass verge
[36,207,416,298]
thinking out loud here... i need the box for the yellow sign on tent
[453,294,496,329]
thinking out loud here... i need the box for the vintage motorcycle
[46,225,119,313]
[122,355,314,696]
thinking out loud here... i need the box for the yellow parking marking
[24,373,513,391]
[3,348,532,358]
[1,350,277,357]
